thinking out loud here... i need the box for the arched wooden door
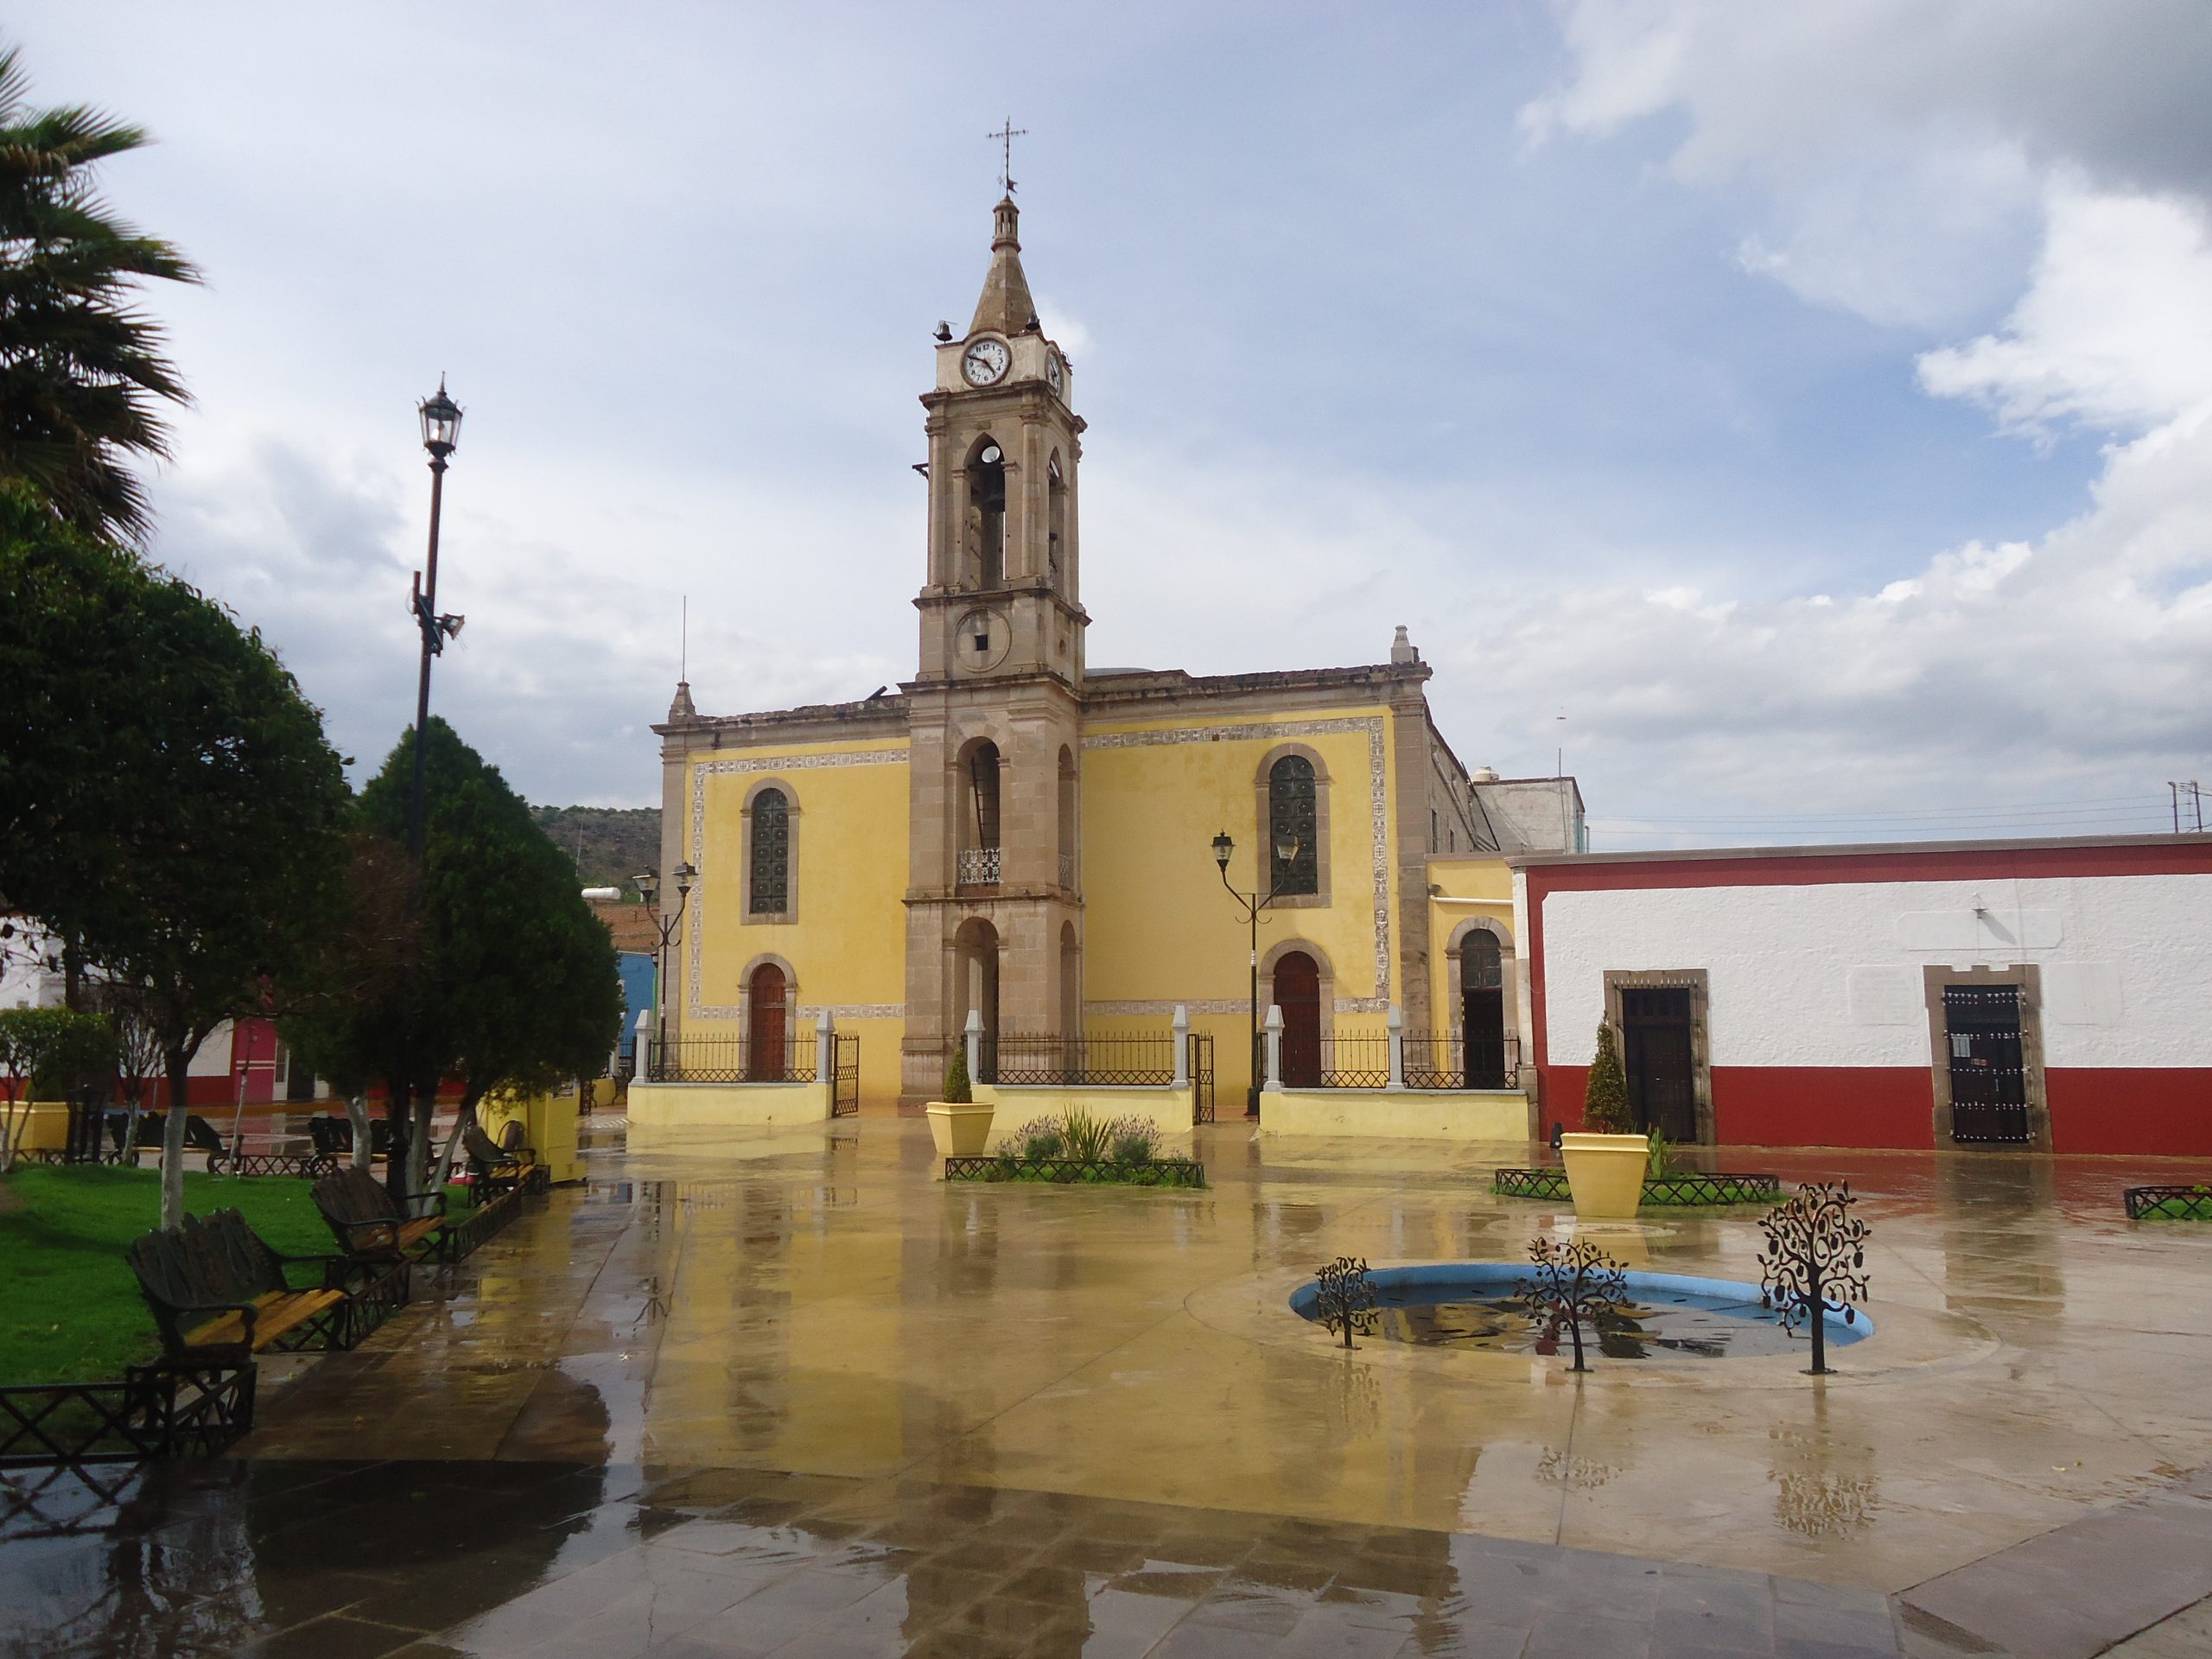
[747,963,787,1082]
[1462,932,1507,1089]
[1275,951,1321,1089]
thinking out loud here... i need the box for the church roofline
[1081,659,1432,706]
[653,690,911,745]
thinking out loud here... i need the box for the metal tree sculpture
[1758,1181,1872,1376]
[1313,1255,1379,1349]
[1518,1236,1629,1373]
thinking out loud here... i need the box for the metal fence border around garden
[1493,1166,1780,1206]
[2124,1185,2212,1221]
[943,1154,1209,1188]
[0,1357,257,1470]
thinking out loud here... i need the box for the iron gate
[1944,985,2029,1143]
[831,1033,861,1117]
[1187,1033,1215,1123]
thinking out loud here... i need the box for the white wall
[1542,874,2212,1070]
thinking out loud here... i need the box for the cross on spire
[988,119,1028,194]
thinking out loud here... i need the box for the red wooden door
[748,964,787,1081]
[1275,952,1321,1088]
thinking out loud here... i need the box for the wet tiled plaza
[9,1116,2212,1656]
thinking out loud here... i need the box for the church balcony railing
[644,1037,818,1085]
[1058,852,1075,889]
[957,847,1001,887]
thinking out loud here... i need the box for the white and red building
[1513,836,2212,1155]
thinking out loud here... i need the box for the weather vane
[988,118,1028,194]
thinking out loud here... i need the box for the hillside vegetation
[531,804,662,892]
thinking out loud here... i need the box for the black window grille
[1465,932,1503,989]
[749,789,790,914]
[1268,755,1319,895]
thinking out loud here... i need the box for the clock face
[957,607,1010,671]
[962,337,1011,386]
[1046,352,1064,394]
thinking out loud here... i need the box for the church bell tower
[900,191,1090,1104]
[916,194,1088,683]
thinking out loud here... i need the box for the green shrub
[1582,1024,1635,1134]
[1017,1115,1065,1158]
[943,1048,971,1104]
[1060,1108,1114,1162]
[1109,1118,1160,1166]
[1646,1125,1671,1179]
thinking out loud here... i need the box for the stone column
[965,1009,983,1086]
[817,1009,836,1085]
[1172,1005,1190,1087]
[1388,1003,1405,1090]
[1263,1005,1284,1091]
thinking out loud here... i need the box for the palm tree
[0,42,197,543]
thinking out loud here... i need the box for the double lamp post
[1212,829,1300,1118]
[634,862,696,1079]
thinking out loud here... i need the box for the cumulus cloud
[1495,0,2212,838]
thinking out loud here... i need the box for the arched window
[748,788,790,915]
[1046,451,1066,592]
[1268,754,1319,896]
[969,440,1006,588]
[958,741,1002,887]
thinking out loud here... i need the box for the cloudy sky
[17,2,2211,846]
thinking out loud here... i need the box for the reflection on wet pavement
[6,1458,1910,1657]
[9,1116,2212,1656]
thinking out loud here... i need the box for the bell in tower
[916,192,1089,686]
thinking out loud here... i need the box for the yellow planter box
[925,1103,995,1157]
[1560,1132,1649,1220]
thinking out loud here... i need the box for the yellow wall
[1421,855,1516,1025]
[1260,1086,1531,1141]
[627,1079,834,1127]
[1079,706,1409,1098]
[681,739,910,1105]
[974,1083,1198,1143]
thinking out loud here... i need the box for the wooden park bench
[124,1209,353,1357]
[310,1166,448,1262]
[462,1121,536,1204]
[308,1114,394,1160]
[108,1111,230,1171]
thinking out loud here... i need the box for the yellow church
[644,193,1582,1124]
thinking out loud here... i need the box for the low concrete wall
[975,1082,1197,1142]
[626,1079,833,1128]
[1259,1087,1535,1141]
[0,1101,68,1153]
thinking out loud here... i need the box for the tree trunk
[408,1086,435,1200]
[382,1077,412,1206]
[161,1046,193,1230]
[346,1093,372,1172]
[431,1087,480,1196]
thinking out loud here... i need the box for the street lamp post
[406,379,467,856]
[1212,829,1300,1118]
[634,862,696,1078]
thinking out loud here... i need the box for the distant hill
[531,805,662,893]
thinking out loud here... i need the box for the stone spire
[968,195,1039,339]
[1390,625,1421,665]
[667,679,696,721]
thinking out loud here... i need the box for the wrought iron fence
[943,1154,1208,1188]
[645,1036,819,1084]
[0,1357,255,1470]
[210,1149,337,1179]
[1308,1034,1393,1090]
[957,847,1001,887]
[984,1031,1182,1086]
[1402,1034,1522,1090]
[831,1033,861,1116]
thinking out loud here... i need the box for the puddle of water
[1293,1265,1870,1361]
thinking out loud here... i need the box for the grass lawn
[0,1165,335,1384]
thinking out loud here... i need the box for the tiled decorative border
[687,747,908,1020]
[1082,717,1392,1007]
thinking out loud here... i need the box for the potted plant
[925,1048,995,1158]
[1560,1023,1648,1220]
